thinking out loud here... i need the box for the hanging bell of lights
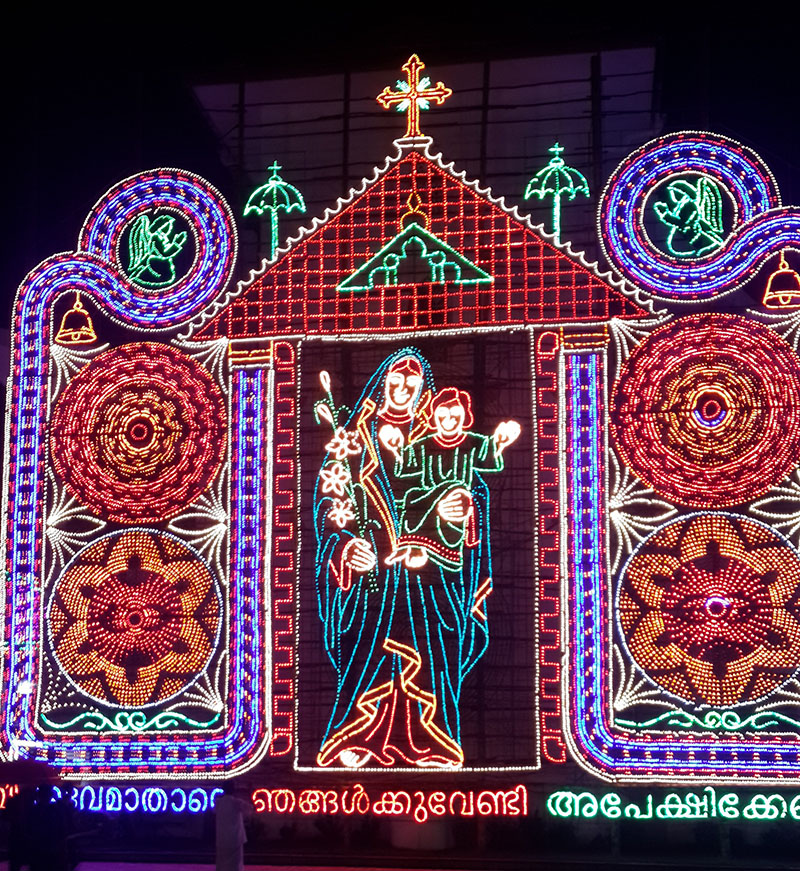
[55,294,97,345]
[762,251,800,309]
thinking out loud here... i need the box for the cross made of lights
[376,54,452,139]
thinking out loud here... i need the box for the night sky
[2,13,794,322]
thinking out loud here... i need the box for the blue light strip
[224,369,266,768]
[4,171,261,774]
[79,171,235,324]
[600,134,799,299]
[568,354,614,769]
[567,353,800,777]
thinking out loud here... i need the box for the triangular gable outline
[181,139,655,339]
[337,221,494,292]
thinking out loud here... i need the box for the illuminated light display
[252,784,527,821]
[337,195,493,292]
[79,169,236,322]
[125,213,189,288]
[547,788,800,822]
[16,52,800,799]
[652,174,726,258]
[265,342,298,756]
[50,342,227,523]
[567,351,800,779]
[535,332,567,764]
[618,514,800,707]
[48,530,221,709]
[524,143,590,245]
[243,161,306,260]
[376,54,452,140]
[192,147,646,341]
[313,349,520,769]
[3,168,274,778]
[183,59,646,780]
[610,313,800,508]
[762,250,800,309]
[55,294,97,345]
[599,131,793,299]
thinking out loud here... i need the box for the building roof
[189,141,649,341]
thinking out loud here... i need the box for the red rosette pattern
[48,530,221,707]
[619,514,800,707]
[611,314,800,508]
[50,342,225,523]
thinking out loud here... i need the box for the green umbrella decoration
[524,143,589,245]
[244,161,306,260]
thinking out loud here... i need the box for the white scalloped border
[180,138,657,340]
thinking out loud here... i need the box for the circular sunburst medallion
[618,513,800,707]
[50,342,225,523]
[611,314,800,508]
[48,530,221,707]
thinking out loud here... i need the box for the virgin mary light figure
[314,348,512,768]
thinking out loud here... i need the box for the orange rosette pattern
[50,342,226,523]
[48,530,221,707]
[619,514,800,707]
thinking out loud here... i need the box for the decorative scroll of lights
[5,168,274,779]
[566,129,800,784]
[596,131,800,301]
[13,55,800,793]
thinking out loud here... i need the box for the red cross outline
[376,54,452,139]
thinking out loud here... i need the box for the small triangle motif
[337,220,493,292]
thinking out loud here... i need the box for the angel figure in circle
[652,175,726,258]
[126,213,188,287]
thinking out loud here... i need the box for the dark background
[2,12,796,321]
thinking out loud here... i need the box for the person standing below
[29,784,69,871]
[215,783,247,871]
[6,785,33,871]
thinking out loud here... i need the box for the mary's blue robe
[314,349,492,768]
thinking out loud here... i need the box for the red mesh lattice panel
[197,151,645,340]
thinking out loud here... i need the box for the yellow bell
[55,294,97,345]
[763,251,800,309]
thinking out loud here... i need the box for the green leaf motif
[617,708,800,732]
[41,709,221,733]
